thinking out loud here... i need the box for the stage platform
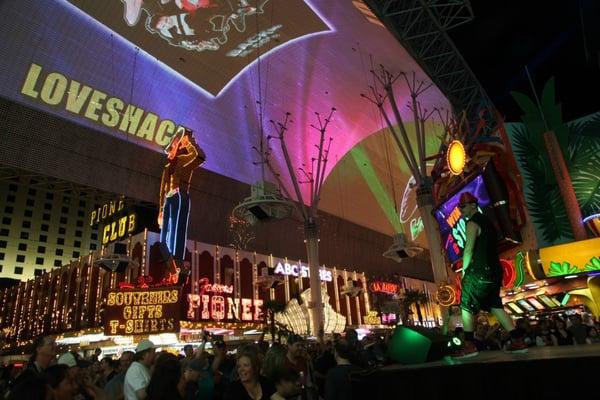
[351,345,600,399]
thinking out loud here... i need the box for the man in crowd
[6,335,57,397]
[271,367,302,400]
[180,344,195,370]
[284,334,308,377]
[100,356,118,388]
[124,340,156,400]
[24,336,57,377]
[212,339,234,400]
[325,339,360,400]
[181,359,205,400]
[57,351,94,400]
[105,351,134,400]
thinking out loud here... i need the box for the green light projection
[346,121,444,237]
[350,145,402,233]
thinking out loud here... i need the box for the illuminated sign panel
[273,262,333,282]
[101,214,137,245]
[90,198,157,245]
[433,174,492,264]
[21,63,185,148]
[90,199,126,227]
[539,237,600,277]
[104,288,181,335]
[369,281,398,295]
[187,279,263,321]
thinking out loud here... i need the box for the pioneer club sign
[187,280,263,322]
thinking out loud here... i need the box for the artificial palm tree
[262,300,286,343]
[510,78,600,245]
[402,288,429,325]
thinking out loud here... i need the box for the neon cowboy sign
[273,262,333,282]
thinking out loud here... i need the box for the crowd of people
[1,308,598,400]
[445,306,600,351]
[0,329,388,400]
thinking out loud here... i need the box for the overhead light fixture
[383,233,423,263]
[232,181,294,225]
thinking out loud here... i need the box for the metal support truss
[364,0,498,134]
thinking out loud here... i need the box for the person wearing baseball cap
[454,192,526,358]
[124,339,156,400]
[57,351,92,369]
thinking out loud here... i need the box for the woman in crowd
[535,319,556,347]
[552,318,574,346]
[586,326,600,344]
[146,353,184,400]
[44,364,78,400]
[261,344,287,382]
[225,346,275,400]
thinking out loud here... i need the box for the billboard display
[433,174,493,264]
[0,0,449,197]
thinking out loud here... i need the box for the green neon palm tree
[547,261,580,277]
[584,257,600,272]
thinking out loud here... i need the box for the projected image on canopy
[68,0,330,95]
[0,0,450,206]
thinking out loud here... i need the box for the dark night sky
[447,0,600,122]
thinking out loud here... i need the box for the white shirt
[124,361,150,400]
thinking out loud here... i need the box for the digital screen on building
[433,174,493,264]
[0,0,449,197]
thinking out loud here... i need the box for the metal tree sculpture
[362,66,448,286]
[228,214,255,251]
[257,109,335,339]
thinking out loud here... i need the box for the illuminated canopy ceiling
[0,0,449,239]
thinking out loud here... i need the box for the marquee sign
[198,278,234,295]
[104,287,181,335]
[369,281,399,295]
[274,262,333,282]
[187,280,263,322]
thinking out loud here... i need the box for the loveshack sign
[104,287,181,335]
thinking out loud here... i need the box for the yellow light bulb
[446,140,466,175]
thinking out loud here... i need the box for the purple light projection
[0,0,450,201]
